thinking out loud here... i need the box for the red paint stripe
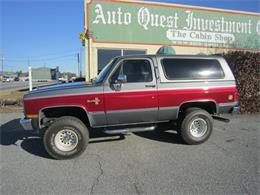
[158,86,237,107]
[24,86,237,115]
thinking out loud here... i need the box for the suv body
[20,55,239,159]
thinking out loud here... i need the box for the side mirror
[112,74,127,91]
[116,74,127,83]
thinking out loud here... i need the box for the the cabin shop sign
[88,1,260,49]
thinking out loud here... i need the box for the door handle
[145,85,156,88]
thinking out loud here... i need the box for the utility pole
[28,57,32,91]
[79,47,82,77]
[0,50,4,79]
[77,48,83,77]
[1,55,4,78]
[77,53,80,77]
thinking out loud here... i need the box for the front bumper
[20,118,33,131]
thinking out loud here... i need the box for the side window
[161,58,225,80]
[111,59,153,83]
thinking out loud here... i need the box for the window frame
[106,57,155,84]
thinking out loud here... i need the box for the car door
[104,58,158,125]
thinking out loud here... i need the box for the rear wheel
[179,108,213,145]
[43,116,89,160]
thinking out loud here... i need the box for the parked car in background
[73,77,85,82]
[20,77,29,82]
[2,77,14,82]
[58,77,67,83]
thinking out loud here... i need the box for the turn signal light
[26,114,38,119]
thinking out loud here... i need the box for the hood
[24,81,97,99]
[34,82,88,92]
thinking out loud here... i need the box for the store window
[97,49,121,72]
[97,49,146,72]
[124,50,146,56]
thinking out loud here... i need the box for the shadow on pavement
[0,118,125,159]
[0,118,51,159]
[1,119,184,159]
[134,123,184,145]
[89,128,126,144]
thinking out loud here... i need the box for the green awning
[156,46,176,55]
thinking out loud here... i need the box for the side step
[212,115,230,123]
[104,125,156,135]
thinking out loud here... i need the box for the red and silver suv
[20,55,239,159]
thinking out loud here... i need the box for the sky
[1,0,259,74]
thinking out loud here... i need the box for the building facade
[32,67,59,81]
[84,0,260,81]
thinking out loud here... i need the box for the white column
[28,65,32,91]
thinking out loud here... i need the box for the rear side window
[161,59,224,80]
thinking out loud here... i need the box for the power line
[4,54,77,62]
[2,49,83,74]
[3,50,79,60]
[2,64,23,68]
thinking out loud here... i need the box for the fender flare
[38,105,94,128]
[176,99,218,119]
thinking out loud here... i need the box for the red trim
[158,86,237,108]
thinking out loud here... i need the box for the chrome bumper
[20,118,33,131]
[232,106,240,114]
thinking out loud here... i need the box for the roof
[115,54,225,60]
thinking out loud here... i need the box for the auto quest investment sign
[87,0,260,50]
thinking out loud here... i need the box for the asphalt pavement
[0,112,259,194]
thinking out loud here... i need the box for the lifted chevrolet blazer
[20,55,239,159]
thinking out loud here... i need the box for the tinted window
[111,60,152,83]
[161,59,224,80]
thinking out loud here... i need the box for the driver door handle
[145,85,156,88]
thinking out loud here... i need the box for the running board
[212,115,230,123]
[104,125,156,135]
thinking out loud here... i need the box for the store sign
[87,0,260,50]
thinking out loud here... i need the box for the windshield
[94,58,117,84]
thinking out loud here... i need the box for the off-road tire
[179,108,213,145]
[31,118,39,131]
[43,116,89,160]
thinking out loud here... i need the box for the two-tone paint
[23,55,238,128]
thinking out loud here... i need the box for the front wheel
[43,116,89,160]
[179,109,213,145]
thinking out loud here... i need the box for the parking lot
[0,81,58,91]
[0,112,259,194]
